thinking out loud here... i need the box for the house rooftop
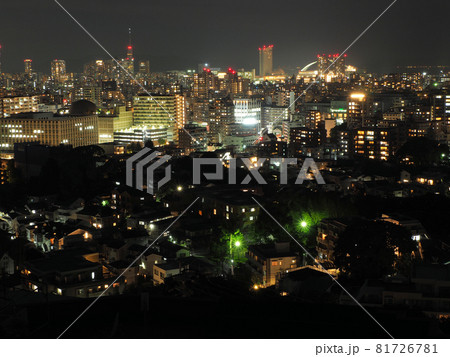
[248,242,298,259]
[26,252,99,274]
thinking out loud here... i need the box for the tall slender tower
[125,27,135,74]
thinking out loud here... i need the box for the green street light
[235,241,241,247]
[300,221,308,228]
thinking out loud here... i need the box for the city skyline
[0,0,449,73]
[3,0,450,346]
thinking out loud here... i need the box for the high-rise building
[138,60,150,75]
[347,93,374,129]
[208,96,235,143]
[72,86,102,106]
[429,94,450,142]
[259,45,273,77]
[261,105,288,132]
[84,60,107,80]
[51,59,66,83]
[193,68,217,99]
[233,98,261,127]
[431,94,450,123]
[317,54,346,81]
[305,110,323,130]
[133,94,186,143]
[352,128,390,161]
[24,59,33,75]
[221,68,249,96]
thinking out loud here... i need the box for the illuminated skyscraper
[51,59,66,83]
[138,60,150,75]
[259,45,273,77]
[317,54,347,80]
[84,60,106,80]
[24,59,33,75]
[133,94,186,143]
[208,96,235,143]
[193,67,216,99]
[347,93,375,129]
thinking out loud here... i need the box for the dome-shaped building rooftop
[69,100,97,116]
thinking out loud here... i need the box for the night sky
[0,0,449,74]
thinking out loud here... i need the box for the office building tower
[347,93,374,129]
[24,59,33,75]
[233,98,261,127]
[208,96,235,143]
[317,54,346,80]
[84,60,107,80]
[138,60,150,75]
[259,45,273,77]
[51,59,66,83]
[193,68,217,99]
[133,94,186,143]
[261,105,288,132]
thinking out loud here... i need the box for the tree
[396,137,448,166]
[127,142,143,154]
[210,228,247,274]
[334,219,416,281]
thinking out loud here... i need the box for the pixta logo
[126,148,172,195]
[126,149,325,194]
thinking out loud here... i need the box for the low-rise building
[247,242,300,287]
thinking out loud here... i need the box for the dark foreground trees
[334,219,416,281]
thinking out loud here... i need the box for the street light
[300,221,308,228]
[177,186,183,192]
[235,241,241,247]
